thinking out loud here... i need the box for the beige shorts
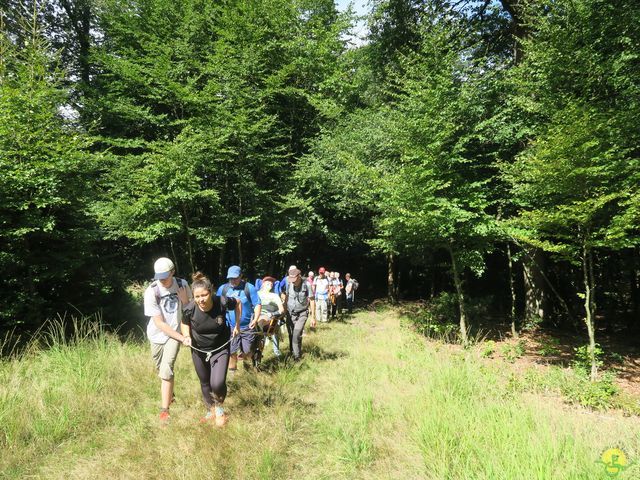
[150,338,181,380]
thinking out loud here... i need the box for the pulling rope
[187,326,278,362]
[189,340,232,362]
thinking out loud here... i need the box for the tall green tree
[0,16,97,327]
[505,0,640,379]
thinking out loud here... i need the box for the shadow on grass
[225,342,351,409]
[229,362,320,410]
[253,343,348,375]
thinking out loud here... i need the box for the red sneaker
[159,410,170,426]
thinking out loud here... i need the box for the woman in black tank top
[181,272,241,426]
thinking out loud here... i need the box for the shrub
[572,343,604,376]
[501,340,526,362]
[561,372,619,410]
[481,340,496,358]
[537,338,561,357]
[403,293,460,342]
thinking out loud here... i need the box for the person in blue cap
[217,265,262,372]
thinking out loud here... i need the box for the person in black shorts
[179,272,241,427]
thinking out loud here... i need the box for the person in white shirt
[143,257,192,424]
[313,267,330,323]
[254,276,285,358]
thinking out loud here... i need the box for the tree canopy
[1,0,639,374]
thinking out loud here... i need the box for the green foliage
[0,19,101,326]
[481,340,496,358]
[562,372,619,410]
[521,314,543,332]
[537,338,561,357]
[88,0,351,270]
[572,343,605,376]
[501,339,526,363]
[2,0,640,345]
[401,294,463,342]
[508,365,623,412]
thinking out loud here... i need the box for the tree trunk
[182,206,195,273]
[449,245,469,346]
[387,252,397,304]
[582,242,598,381]
[522,248,546,324]
[499,0,527,64]
[630,247,639,332]
[507,243,518,338]
[169,237,179,274]
[218,243,226,281]
[59,0,92,85]
[237,198,243,267]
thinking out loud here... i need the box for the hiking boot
[214,406,228,427]
[159,409,170,426]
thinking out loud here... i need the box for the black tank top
[183,296,235,349]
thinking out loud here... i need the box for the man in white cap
[143,257,192,424]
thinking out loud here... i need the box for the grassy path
[2,310,639,479]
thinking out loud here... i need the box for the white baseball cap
[153,257,175,280]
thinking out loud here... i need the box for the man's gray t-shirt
[144,278,192,344]
[286,281,311,313]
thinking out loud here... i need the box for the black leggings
[331,295,342,317]
[191,346,230,408]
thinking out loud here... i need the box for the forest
[1,0,639,379]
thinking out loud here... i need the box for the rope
[189,340,232,362]
[188,326,278,361]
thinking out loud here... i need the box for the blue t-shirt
[254,278,263,291]
[273,279,281,295]
[216,282,261,329]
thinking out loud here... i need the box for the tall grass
[0,313,149,477]
[1,308,639,479]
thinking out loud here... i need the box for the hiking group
[143,257,360,426]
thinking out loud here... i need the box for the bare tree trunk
[630,247,639,332]
[430,269,436,299]
[169,237,179,274]
[523,248,546,324]
[218,243,226,281]
[387,252,397,304]
[182,206,195,273]
[449,245,469,346]
[237,198,243,267]
[582,241,598,381]
[507,243,518,338]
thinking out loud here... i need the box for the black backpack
[151,277,186,304]
[221,281,253,310]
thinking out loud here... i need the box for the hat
[153,257,174,280]
[227,265,241,279]
[287,266,301,280]
[262,276,277,284]
[318,267,326,274]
